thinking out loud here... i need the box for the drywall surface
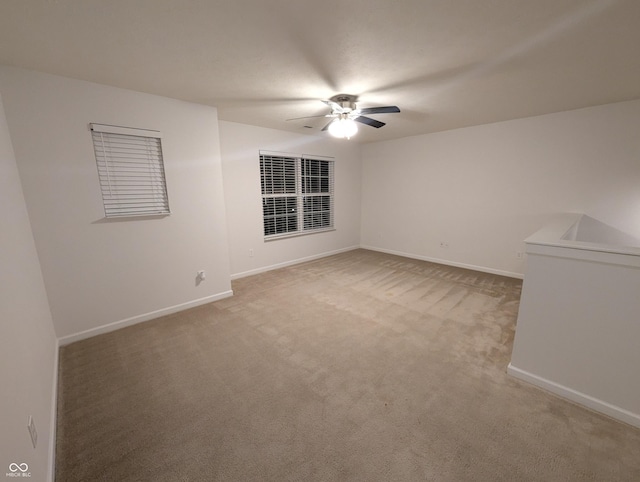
[219,121,361,278]
[0,66,232,341]
[0,91,57,481]
[567,214,640,246]
[510,241,640,427]
[360,99,640,277]
[525,213,640,255]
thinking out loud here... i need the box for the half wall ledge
[509,213,640,428]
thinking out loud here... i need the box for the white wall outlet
[516,251,524,259]
[196,270,206,281]
[440,242,449,248]
[27,416,37,449]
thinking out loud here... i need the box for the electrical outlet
[27,416,37,449]
[516,251,524,259]
[440,242,449,248]
[196,270,206,281]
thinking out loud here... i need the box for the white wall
[0,92,57,481]
[0,67,232,342]
[361,100,640,277]
[510,230,640,428]
[219,121,362,278]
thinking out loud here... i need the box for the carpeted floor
[55,249,640,481]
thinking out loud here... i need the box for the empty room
[1,1,640,480]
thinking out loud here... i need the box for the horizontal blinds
[259,153,333,238]
[91,126,170,217]
[260,154,299,236]
[301,158,334,231]
[259,155,297,195]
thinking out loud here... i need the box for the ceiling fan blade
[358,106,401,115]
[354,116,385,128]
[322,99,345,113]
[286,114,333,121]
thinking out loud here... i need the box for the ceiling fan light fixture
[328,117,358,139]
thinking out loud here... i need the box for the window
[260,152,334,239]
[90,123,170,218]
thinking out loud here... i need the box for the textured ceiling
[1,0,639,143]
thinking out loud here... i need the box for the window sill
[264,227,336,242]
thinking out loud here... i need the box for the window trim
[259,150,335,241]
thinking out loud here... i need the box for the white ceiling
[1,0,639,143]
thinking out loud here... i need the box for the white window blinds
[259,152,334,239]
[90,123,170,218]
[301,157,333,231]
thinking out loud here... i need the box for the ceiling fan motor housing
[330,94,358,112]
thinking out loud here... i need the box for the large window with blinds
[260,152,334,239]
[90,123,170,218]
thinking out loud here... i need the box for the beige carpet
[55,249,640,481]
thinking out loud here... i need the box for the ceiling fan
[287,94,400,139]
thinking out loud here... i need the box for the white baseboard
[230,246,360,280]
[48,337,60,482]
[507,363,640,429]
[359,245,524,279]
[58,290,234,346]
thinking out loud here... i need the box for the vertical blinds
[91,123,170,218]
[259,153,334,238]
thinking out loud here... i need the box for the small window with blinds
[90,123,170,218]
[259,152,334,239]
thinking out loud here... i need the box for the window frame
[259,151,335,240]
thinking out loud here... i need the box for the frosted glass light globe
[328,118,358,139]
